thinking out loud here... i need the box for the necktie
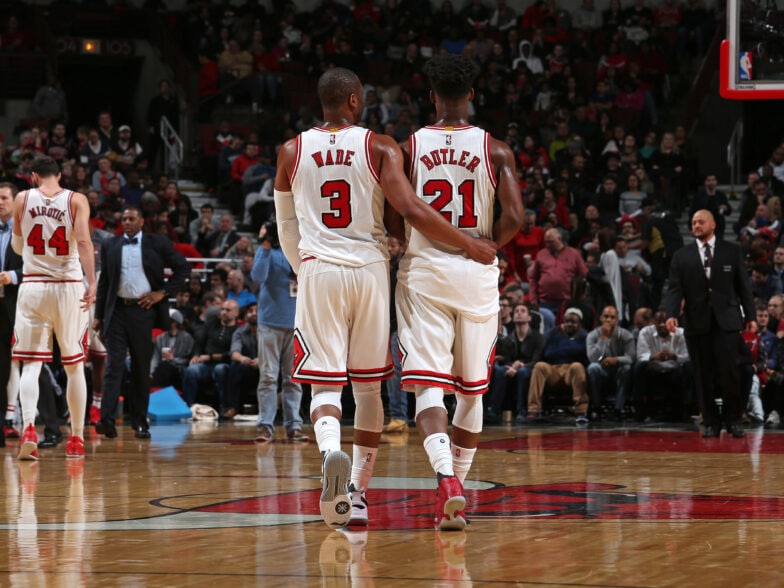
[0,222,8,232]
[703,242,712,274]
[123,237,138,245]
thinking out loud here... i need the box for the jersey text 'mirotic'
[28,205,66,222]
[311,149,355,168]
[419,149,480,173]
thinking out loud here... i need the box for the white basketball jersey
[20,188,82,281]
[290,125,388,267]
[399,125,499,314]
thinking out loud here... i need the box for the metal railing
[160,115,183,182]
[727,119,743,196]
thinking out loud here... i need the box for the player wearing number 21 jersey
[395,54,523,530]
[273,67,497,528]
[11,156,96,460]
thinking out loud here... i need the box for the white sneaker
[348,483,369,527]
[765,410,780,428]
[320,450,352,528]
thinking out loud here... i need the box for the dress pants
[685,317,741,428]
[101,304,155,428]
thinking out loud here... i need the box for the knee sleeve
[452,393,483,434]
[310,386,342,414]
[414,385,445,420]
[352,382,383,433]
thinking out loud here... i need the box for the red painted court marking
[196,481,784,528]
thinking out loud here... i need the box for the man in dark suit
[93,205,189,439]
[665,209,756,438]
[0,182,23,447]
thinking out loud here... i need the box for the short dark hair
[0,182,18,196]
[423,54,479,100]
[200,203,214,211]
[317,67,361,109]
[30,156,61,178]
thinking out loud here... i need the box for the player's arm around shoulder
[489,136,524,249]
[373,133,497,264]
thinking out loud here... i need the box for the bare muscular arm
[489,137,524,249]
[71,191,97,309]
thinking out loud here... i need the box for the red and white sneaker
[17,424,39,461]
[4,424,20,439]
[65,436,85,459]
[88,406,101,425]
[436,475,467,531]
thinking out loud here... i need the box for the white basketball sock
[423,433,454,477]
[451,444,477,483]
[351,445,377,491]
[64,364,87,438]
[19,362,43,430]
[314,415,342,454]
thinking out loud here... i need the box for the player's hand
[665,317,678,333]
[81,284,97,311]
[465,236,498,265]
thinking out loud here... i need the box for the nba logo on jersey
[329,134,336,145]
[445,135,452,146]
[739,52,753,81]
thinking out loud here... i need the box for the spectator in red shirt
[529,228,588,327]
[229,141,259,216]
[502,209,545,284]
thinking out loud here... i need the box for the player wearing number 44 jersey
[274,67,497,529]
[11,156,97,460]
[396,54,523,530]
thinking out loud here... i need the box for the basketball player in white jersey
[397,54,523,530]
[274,67,497,528]
[11,156,97,460]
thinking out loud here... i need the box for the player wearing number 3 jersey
[11,156,97,460]
[273,67,497,529]
[396,54,523,530]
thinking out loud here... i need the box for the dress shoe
[726,423,745,438]
[134,425,151,440]
[702,425,721,438]
[37,434,61,449]
[95,421,118,438]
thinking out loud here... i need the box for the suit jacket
[0,237,23,325]
[95,233,190,333]
[665,240,755,335]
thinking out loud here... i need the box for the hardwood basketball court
[1,420,783,586]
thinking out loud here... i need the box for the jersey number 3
[423,179,478,228]
[321,179,353,229]
[27,224,69,256]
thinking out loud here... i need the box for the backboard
[721,0,784,99]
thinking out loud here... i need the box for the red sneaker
[17,424,39,461]
[4,425,20,439]
[88,406,101,425]
[65,436,85,459]
[436,475,467,531]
